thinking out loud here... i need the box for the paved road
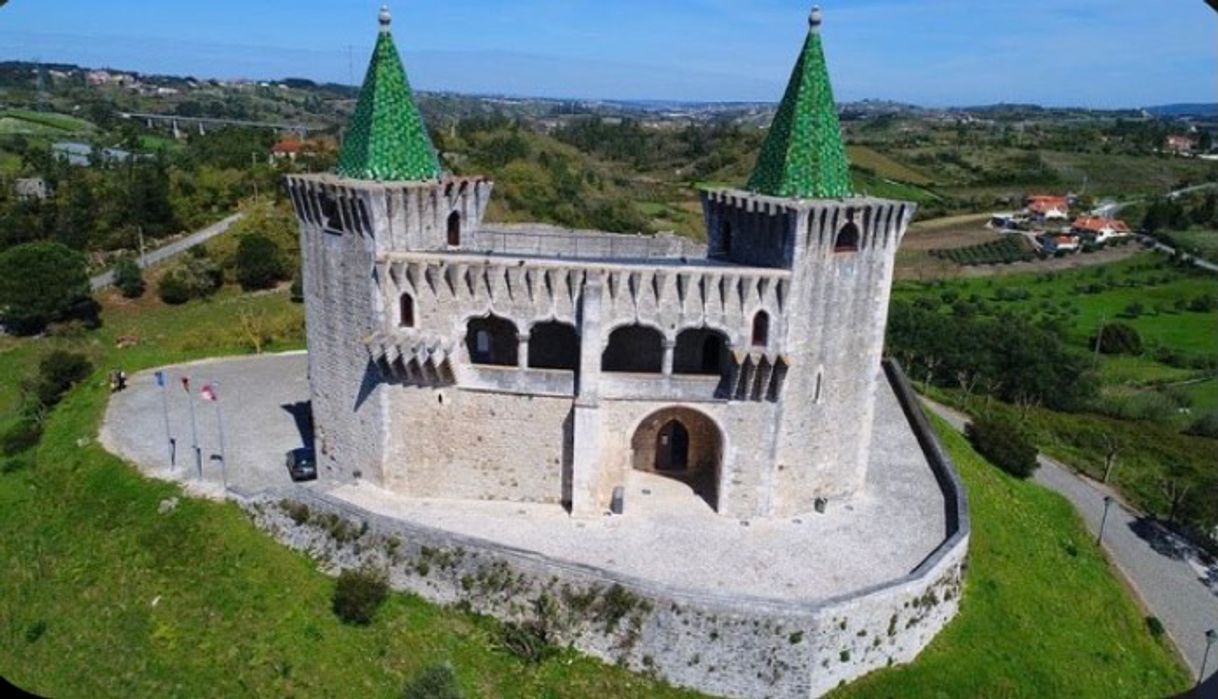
[1141,235,1218,274]
[924,399,1218,686]
[1095,182,1218,219]
[91,213,244,291]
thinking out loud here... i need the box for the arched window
[447,211,462,247]
[602,325,664,373]
[835,209,860,252]
[528,321,580,372]
[655,420,690,472]
[673,328,728,375]
[466,315,518,366]
[752,311,770,348]
[399,293,415,328]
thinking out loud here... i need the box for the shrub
[403,663,462,699]
[0,241,95,335]
[966,416,1039,479]
[498,621,556,664]
[33,350,93,409]
[159,257,222,305]
[332,567,389,625]
[1185,412,1218,439]
[0,419,42,457]
[1091,322,1143,356]
[1145,616,1165,639]
[113,258,146,299]
[235,234,286,291]
[158,270,193,305]
[1121,302,1145,319]
[1,454,34,474]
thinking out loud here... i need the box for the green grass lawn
[1184,379,1218,415]
[1097,355,1201,387]
[0,287,1193,698]
[832,417,1189,699]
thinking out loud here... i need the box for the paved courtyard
[103,353,950,602]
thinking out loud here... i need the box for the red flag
[180,376,190,393]
[201,385,217,402]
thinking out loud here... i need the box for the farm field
[847,145,934,185]
[895,252,1218,360]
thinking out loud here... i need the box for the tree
[1091,322,1142,356]
[234,234,286,291]
[0,241,96,335]
[113,258,146,299]
[966,416,1039,479]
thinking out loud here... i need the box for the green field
[896,252,1218,360]
[847,145,935,186]
[0,280,1193,697]
[0,109,96,135]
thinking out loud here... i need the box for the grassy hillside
[0,282,1193,698]
[0,109,96,135]
[832,416,1188,698]
[848,145,934,186]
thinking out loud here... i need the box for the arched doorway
[631,407,722,512]
[655,420,689,472]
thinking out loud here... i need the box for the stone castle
[286,6,915,520]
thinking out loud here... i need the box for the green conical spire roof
[336,6,442,182]
[747,7,852,199]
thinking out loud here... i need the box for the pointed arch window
[835,208,860,253]
[752,311,770,348]
[447,211,462,247]
[399,293,415,328]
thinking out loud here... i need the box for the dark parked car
[286,448,318,482]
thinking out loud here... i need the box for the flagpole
[213,382,228,491]
[184,378,201,480]
[157,372,174,470]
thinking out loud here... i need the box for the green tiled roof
[747,10,852,199]
[336,10,441,182]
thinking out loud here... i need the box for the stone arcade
[287,6,916,521]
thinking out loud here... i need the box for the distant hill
[1143,103,1218,118]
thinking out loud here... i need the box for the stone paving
[103,352,949,603]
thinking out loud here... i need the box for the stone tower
[285,6,493,484]
[700,6,915,514]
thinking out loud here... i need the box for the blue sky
[0,1,1214,107]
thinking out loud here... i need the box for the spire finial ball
[379,5,392,27]
[809,6,823,30]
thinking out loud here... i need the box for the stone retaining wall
[240,362,969,699]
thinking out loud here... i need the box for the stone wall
[382,386,573,505]
[474,223,706,260]
[242,364,969,699]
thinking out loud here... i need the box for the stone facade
[286,173,913,520]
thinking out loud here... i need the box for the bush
[403,663,462,699]
[332,567,389,625]
[1145,616,1166,639]
[1121,302,1145,319]
[1091,322,1143,356]
[235,234,286,291]
[966,416,1039,479]
[32,350,93,409]
[0,241,96,335]
[498,621,557,664]
[1185,411,1218,439]
[0,454,34,474]
[159,256,223,305]
[158,271,192,305]
[0,419,43,456]
[113,258,146,299]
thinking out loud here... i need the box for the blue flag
[155,371,165,387]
